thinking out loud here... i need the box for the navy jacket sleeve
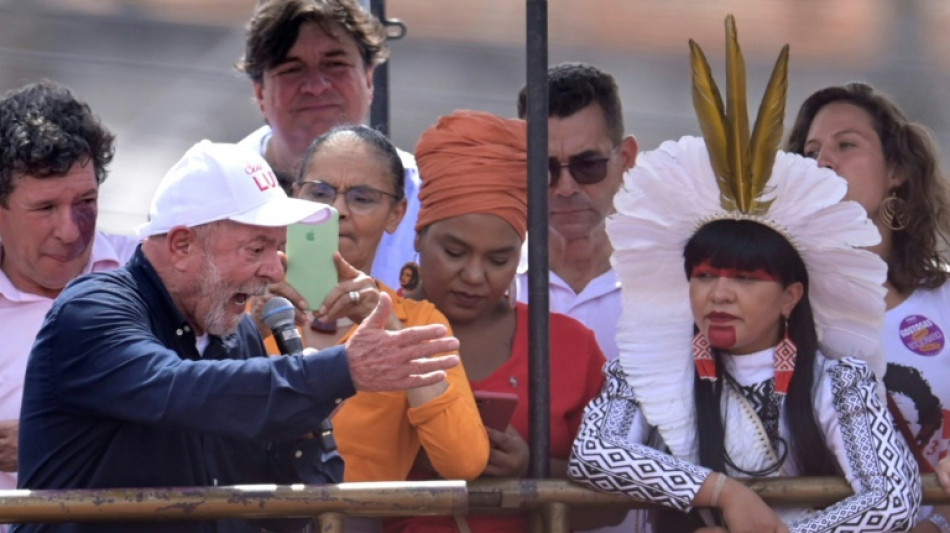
[35,285,354,442]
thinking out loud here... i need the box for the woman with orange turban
[385,110,608,533]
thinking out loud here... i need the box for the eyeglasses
[548,145,620,187]
[297,181,398,214]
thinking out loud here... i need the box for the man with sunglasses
[515,62,638,363]
[516,62,640,533]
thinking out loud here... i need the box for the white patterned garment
[569,357,921,532]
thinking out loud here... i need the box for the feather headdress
[690,16,788,216]
[608,15,887,462]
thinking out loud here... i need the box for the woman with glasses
[386,110,609,533]
[266,124,489,486]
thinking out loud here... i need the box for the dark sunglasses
[548,145,620,187]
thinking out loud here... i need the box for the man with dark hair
[516,60,640,533]
[236,0,420,290]
[515,62,637,363]
[0,81,138,509]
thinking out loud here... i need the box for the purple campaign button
[898,315,945,356]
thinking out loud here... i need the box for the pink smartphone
[474,390,518,431]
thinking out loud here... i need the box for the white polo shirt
[515,242,622,362]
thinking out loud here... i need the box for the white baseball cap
[137,140,330,237]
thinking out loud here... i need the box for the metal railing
[2,475,946,532]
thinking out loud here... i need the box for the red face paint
[689,261,777,282]
[707,324,737,349]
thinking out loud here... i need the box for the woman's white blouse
[569,354,921,532]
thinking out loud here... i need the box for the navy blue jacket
[13,247,354,532]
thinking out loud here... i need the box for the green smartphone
[285,207,339,311]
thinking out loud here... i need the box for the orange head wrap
[414,110,528,239]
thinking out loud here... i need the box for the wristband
[929,513,950,533]
[709,472,727,508]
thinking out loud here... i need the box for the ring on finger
[347,290,360,305]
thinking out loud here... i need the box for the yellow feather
[724,14,751,212]
[748,44,790,215]
[689,39,736,209]
[691,14,789,214]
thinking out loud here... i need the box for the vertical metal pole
[317,513,345,532]
[542,502,571,533]
[525,0,550,479]
[369,0,390,135]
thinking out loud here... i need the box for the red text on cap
[253,169,279,192]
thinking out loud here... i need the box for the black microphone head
[262,296,296,331]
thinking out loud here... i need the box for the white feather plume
[608,136,888,460]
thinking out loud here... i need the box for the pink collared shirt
[0,231,138,492]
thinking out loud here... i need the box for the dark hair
[786,82,950,293]
[517,62,624,143]
[0,80,115,208]
[400,262,419,290]
[297,124,405,201]
[238,0,388,84]
[662,220,838,528]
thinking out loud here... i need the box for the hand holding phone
[285,207,339,311]
[474,390,518,431]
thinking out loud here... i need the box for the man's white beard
[197,255,263,337]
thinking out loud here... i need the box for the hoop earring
[774,317,797,396]
[880,191,907,231]
[692,332,717,383]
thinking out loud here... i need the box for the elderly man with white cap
[13,141,459,533]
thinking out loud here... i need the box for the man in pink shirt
[0,81,137,505]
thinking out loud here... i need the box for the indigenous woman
[267,125,489,483]
[569,18,921,533]
[389,110,607,532]
[786,83,950,532]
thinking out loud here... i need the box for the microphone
[262,297,304,355]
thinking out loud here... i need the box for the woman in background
[787,83,950,532]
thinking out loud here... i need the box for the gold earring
[880,191,907,231]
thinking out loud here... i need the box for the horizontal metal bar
[0,481,468,523]
[0,476,945,523]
